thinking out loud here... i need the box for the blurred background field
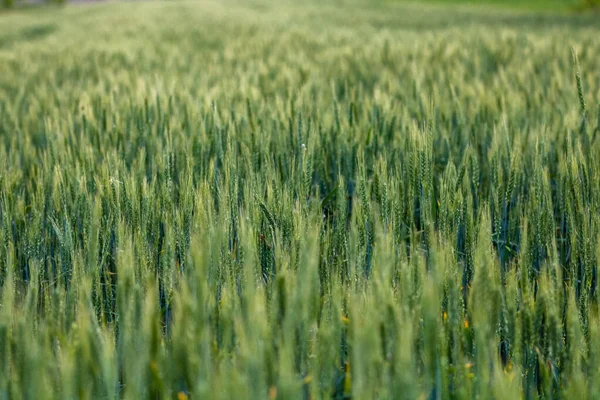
[1,0,600,12]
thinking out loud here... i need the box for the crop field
[1,0,600,398]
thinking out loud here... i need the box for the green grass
[1,0,600,398]
[403,0,583,12]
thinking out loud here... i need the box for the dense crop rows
[1,1,600,398]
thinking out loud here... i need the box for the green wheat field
[1,0,600,398]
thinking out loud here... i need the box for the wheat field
[1,1,600,398]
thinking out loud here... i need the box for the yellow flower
[177,392,189,400]
[269,386,277,399]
